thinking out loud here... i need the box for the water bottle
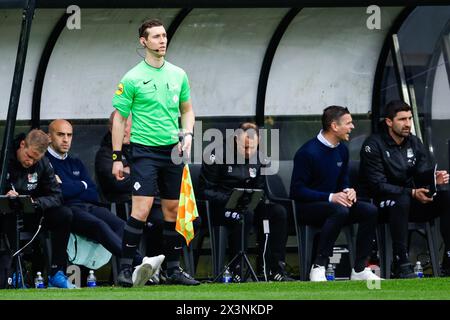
[87,270,97,287]
[414,261,423,278]
[34,272,45,289]
[222,267,232,283]
[325,264,335,281]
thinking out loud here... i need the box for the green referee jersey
[112,60,191,146]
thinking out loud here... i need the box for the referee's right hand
[112,161,125,181]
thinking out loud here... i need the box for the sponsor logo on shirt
[73,171,80,176]
[364,145,371,153]
[115,83,124,95]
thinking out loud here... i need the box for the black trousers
[69,202,142,266]
[297,201,378,269]
[210,201,288,272]
[4,205,72,269]
[377,190,450,256]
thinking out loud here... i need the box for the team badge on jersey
[228,166,233,173]
[28,172,38,183]
[73,171,80,176]
[337,162,343,167]
[134,182,141,191]
[249,167,257,178]
[364,145,371,153]
[115,83,124,95]
[173,95,179,103]
[386,151,390,158]
[406,148,414,158]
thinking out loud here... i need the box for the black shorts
[130,142,183,199]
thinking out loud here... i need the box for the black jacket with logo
[198,142,266,207]
[359,124,434,198]
[4,134,62,211]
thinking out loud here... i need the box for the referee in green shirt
[112,19,199,286]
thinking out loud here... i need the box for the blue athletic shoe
[48,271,77,289]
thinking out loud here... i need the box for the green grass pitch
[0,278,449,300]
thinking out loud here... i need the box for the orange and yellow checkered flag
[176,164,199,246]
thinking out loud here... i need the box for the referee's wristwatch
[184,132,194,138]
[112,150,122,161]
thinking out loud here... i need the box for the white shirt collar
[47,146,68,160]
[317,130,340,148]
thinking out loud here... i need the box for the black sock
[120,216,144,269]
[163,221,182,276]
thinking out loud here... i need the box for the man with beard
[359,100,450,278]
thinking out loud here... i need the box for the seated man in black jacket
[95,111,164,262]
[95,111,134,204]
[2,129,74,288]
[199,122,294,282]
[360,100,450,278]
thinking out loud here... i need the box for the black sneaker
[118,266,133,287]
[270,262,296,282]
[166,268,200,286]
[391,261,416,279]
